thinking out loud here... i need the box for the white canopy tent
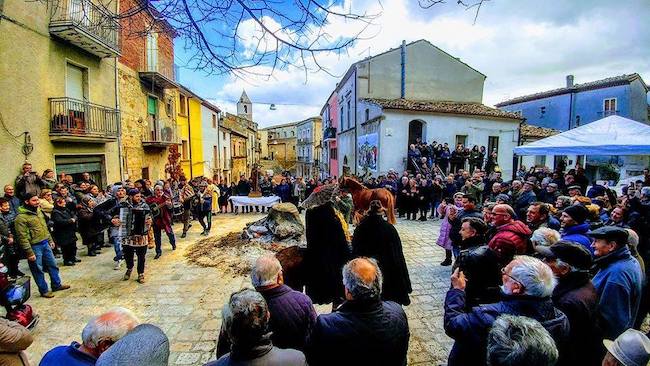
[513,115,650,156]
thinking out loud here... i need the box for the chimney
[566,75,574,88]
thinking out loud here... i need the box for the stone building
[259,121,299,173]
[0,0,121,186]
[118,0,179,181]
[321,39,522,178]
[296,117,323,178]
[221,111,258,180]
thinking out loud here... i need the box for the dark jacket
[454,243,501,308]
[217,285,317,357]
[352,215,412,305]
[444,289,570,366]
[528,216,561,232]
[40,341,97,366]
[514,190,537,218]
[561,223,592,253]
[50,205,78,245]
[304,202,350,304]
[208,337,306,366]
[306,299,409,366]
[592,246,643,339]
[552,272,604,366]
[275,184,291,203]
[76,205,97,244]
[237,181,251,196]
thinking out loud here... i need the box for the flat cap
[535,241,593,270]
[588,226,629,245]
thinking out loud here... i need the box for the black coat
[552,272,604,366]
[454,243,501,308]
[306,299,410,366]
[304,202,350,304]
[448,208,483,247]
[352,215,412,305]
[50,206,77,245]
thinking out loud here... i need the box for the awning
[513,115,650,156]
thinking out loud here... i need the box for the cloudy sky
[174,0,650,128]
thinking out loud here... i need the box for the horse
[339,177,396,224]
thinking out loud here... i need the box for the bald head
[492,204,515,226]
[342,257,383,301]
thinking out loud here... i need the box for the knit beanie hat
[563,204,588,224]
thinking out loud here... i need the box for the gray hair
[251,254,282,287]
[342,257,383,300]
[531,228,561,247]
[509,256,557,298]
[222,289,269,346]
[81,307,140,349]
[487,315,558,366]
[641,187,650,197]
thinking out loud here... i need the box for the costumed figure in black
[351,200,412,305]
[112,190,152,284]
[301,184,351,309]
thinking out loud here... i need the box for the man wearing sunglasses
[444,255,569,366]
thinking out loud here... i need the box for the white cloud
[207,0,650,127]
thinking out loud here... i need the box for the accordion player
[114,195,152,247]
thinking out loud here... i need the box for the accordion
[118,206,150,238]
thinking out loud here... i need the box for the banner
[357,133,378,172]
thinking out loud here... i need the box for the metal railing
[139,49,175,81]
[50,0,120,51]
[49,97,119,138]
[142,117,178,144]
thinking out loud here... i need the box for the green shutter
[148,96,157,115]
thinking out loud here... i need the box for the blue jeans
[28,240,62,295]
[110,236,123,261]
[154,227,176,255]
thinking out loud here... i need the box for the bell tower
[237,90,252,120]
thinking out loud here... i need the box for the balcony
[323,126,336,140]
[142,118,179,148]
[49,97,119,142]
[138,51,178,89]
[49,0,120,58]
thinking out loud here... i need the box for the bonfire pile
[185,203,305,276]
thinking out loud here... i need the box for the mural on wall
[357,133,378,172]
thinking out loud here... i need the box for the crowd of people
[4,153,650,365]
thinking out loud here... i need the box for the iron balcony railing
[142,117,179,146]
[49,97,119,139]
[138,49,177,87]
[49,0,120,57]
[323,126,336,139]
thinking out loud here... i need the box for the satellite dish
[269,104,277,110]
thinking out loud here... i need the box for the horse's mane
[343,177,367,190]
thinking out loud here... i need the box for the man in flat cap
[536,241,604,366]
[590,226,644,340]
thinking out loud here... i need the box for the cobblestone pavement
[24,213,452,365]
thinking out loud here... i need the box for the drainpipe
[400,40,406,99]
[353,67,358,175]
[115,58,124,180]
[187,97,193,178]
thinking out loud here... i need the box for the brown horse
[340,177,396,224]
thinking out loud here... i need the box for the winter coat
[15,173,43,198]
[209,336,305,366]
[454,242,502,308]
[218,184,231,206]
[444,289,570,366]
[40,341,97,366]
[216,284,317,358]
[561,223,592,253]
[592,246,643,339]
[0,318,33,366]
[237,181,251,196]
[552,272,604,366]
[352,215,412,305]
[514,190,537,218]
[528,216,561,232]
[275,184,291,203]
[306,299,409,366]
[488,220,532,257]
[76,205,97,245]
[50,205,77,245]
[3,195,20,215]
[436,204,456,250]
[449,208,483,247]
[146,195,173,231]
[13,205,52,258]
[304,202,350,304]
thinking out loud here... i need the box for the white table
[228,195,281,208]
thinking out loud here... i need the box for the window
[165,98,173,116]
[534,155,546,167]
[330,148,337,160]
[365,108,370,122]
[455,135,467,147]
[146,32,158,72]
[147,96,158,139]
[347,100,351,129]
[575,115,581,126]
[284,131,287,138]
[222,132,226,140]
[540,106,546,117]
[488,136,499,155]
[181,140,189,159]
[244,105,248,113]
[179,95,187,115]
[213,145,218,165]
[212,114,217,128]
[604,98,617,116]
[340,107,345,130]
[141,167,149,180]
[65,63,88,101]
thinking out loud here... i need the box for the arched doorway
[408,120,424,146]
